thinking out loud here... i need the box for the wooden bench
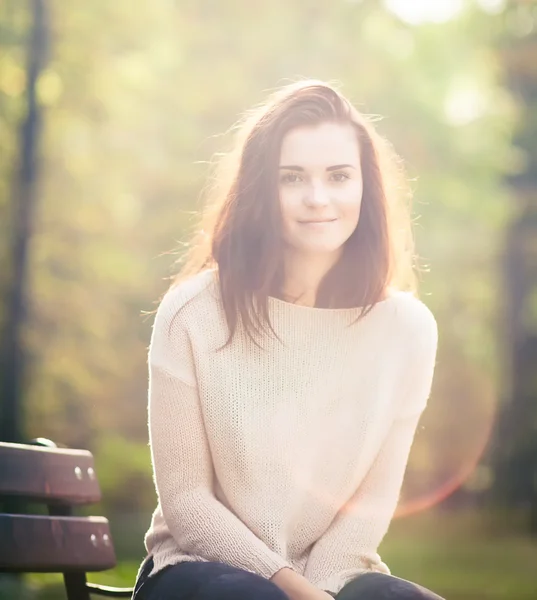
[0,438,135,599]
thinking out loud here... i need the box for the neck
[281,250,341,307]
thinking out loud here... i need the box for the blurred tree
[0,0,48,443]
[0,0,520,518]
[0,1,29,282]
[491,0,537,534]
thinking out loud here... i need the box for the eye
[280,172,303,185]
[330,171,350,183]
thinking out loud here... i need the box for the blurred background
[1,0,536,598]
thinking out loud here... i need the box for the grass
[2,509,536,599]
[382,509,537,599]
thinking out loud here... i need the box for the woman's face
[278,121,363,262]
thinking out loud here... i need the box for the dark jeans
[132,556,445,599]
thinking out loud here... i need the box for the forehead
[279,122,360,167]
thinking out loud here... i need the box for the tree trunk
[0,0,48,443]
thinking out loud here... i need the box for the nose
[304,181,329,208]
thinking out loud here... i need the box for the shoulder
[152,268,228,353]
[149,270,220,380]
[387,292,439,417]
[387,291,438,358]
[155,269,219,327]
[391,291,437,333]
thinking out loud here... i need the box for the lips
[298,219,337,224]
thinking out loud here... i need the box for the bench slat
[0,514,117,572]
[0,442,101,504]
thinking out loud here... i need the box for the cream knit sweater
[142,269,438,594]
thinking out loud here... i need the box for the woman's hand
[270,568,334,600]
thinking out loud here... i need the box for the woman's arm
[303,305,438,594]
[152,363,336,599]
[149,366,292,578]
[147,290,290,580]
[302,411,422,593]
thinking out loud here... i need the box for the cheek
[338,187,362,224]
[279,188,300,223]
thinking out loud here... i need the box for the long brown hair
[173,80,418,345]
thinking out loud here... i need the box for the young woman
[132,81,442,600]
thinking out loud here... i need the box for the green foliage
[0,0,514,461]
[17,509,537,600]
[1,0,537,592]
[93,434,154,514]
[0,575,33,600]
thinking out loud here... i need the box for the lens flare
[397,366,497,517]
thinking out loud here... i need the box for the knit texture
[141,269,438,595]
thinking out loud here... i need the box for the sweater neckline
[267,290,401,315]
[204,268,405,317]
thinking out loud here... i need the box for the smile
[298,219,337,224]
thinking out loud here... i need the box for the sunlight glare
[476,0,506,15]
[444,83,487,126]
[384,0,465,25]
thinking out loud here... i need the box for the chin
[295,240,346,256]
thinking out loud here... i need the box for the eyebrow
[279,164,356,171]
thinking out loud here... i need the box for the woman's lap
[133,556,444,600]
[338,572,445,599]
[133,557,288,600]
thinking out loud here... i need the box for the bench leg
[64,572,91,600]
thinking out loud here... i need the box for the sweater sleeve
[147,290,292,580]
[303,306,438,594]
